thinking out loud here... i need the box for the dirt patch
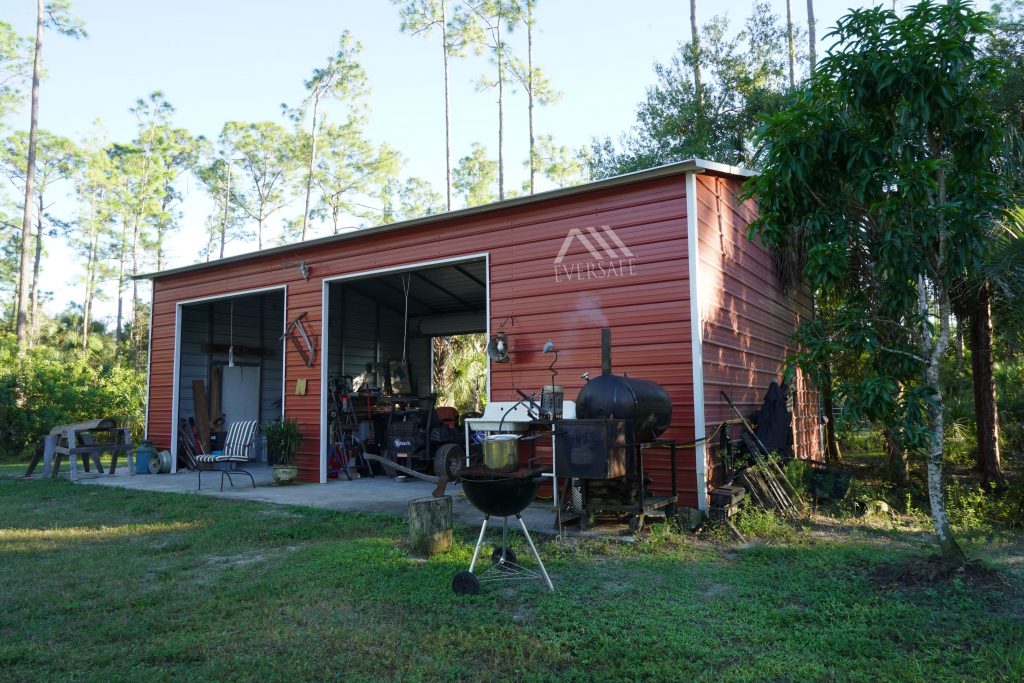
[256,508,303,519]
[869,556,1010,591]
[698,581,732,600]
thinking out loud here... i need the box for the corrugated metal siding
[695,174,822,488]
[487,179,698,503]
[147,176,698,492]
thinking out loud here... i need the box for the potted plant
[264,418,302,485]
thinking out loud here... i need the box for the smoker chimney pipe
[601,328,612,376]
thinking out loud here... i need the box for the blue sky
[1,0,875,319]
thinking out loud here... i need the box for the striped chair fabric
[196,420,258,491]
[195,420,258,464]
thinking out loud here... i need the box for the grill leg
[468,515,489,572]
[516,514,554,592]
[501,516,510,562]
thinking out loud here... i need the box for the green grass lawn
[0,453,127,478]
[0,479,1021,682]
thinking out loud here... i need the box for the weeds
[731,501,799,543]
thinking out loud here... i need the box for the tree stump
[408,495,453,557]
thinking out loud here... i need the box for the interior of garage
[175,290,285,462]
[324,258,487,478]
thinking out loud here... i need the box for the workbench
[36,419,135,480]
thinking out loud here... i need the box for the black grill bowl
[461,475,542,517]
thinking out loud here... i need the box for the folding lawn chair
[195,420,258,491]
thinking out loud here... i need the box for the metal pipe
[601,327,612,376]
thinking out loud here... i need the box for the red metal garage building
[141,159,820,511]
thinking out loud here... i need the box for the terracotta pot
[273,464,298,485]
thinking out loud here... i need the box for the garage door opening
[173,289,285,471]
[322,256,488,482]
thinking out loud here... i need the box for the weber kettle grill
[451,466,555,595]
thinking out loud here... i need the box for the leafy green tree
[394,0,480,211]
[0,130,80,342]
[933,1,1024,490]
[527,134,587,189]
[218,121,296,249]
[0,328,144,459]
[106,92,192,364]
[147,127,197,272]
[194,134,253,262]
[588,2,793,177]
[289,32,369,240]
[315,135,400,232]
[506,0,560,194]
[0,210,20,323]
[744,1,1004,563]
[433,333,487,415]
[15,0,86,351]
[465,0,522,200]
[453,141,498,206]
[376,168,446,225]
[71,131,118,351]
[0,21,29,123]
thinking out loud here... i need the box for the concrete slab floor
[68,466,640,538]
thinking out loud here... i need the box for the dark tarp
[754,381,793,460]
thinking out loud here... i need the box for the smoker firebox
[555,419,635,479]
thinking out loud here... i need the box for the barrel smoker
[555,329,678,531]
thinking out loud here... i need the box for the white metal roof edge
[136,158,755,281]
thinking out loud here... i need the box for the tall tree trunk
[156,193,172,272]
[131,218,141,367]
[220,163,230,259]
[884,424,908,487]
[17,0,44,351]
[82,232,95,352]
[29,193,44,341]
[806,0,816,71]
[82,194,97,352]
[954,320,965,373]
[820,367,843,464]
[690,0,702,107]
[786,0,797,88]
[921,282,965,564]
[116,221,127,342]
[496,20,505,201]
[301,98,319,241]
[969,280,1005,489]
[527,0,536,195]
[442,0,453,211]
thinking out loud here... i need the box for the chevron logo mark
[553,225,638,283]
[554,226,636,264]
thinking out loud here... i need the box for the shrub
[0,333,145,459]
